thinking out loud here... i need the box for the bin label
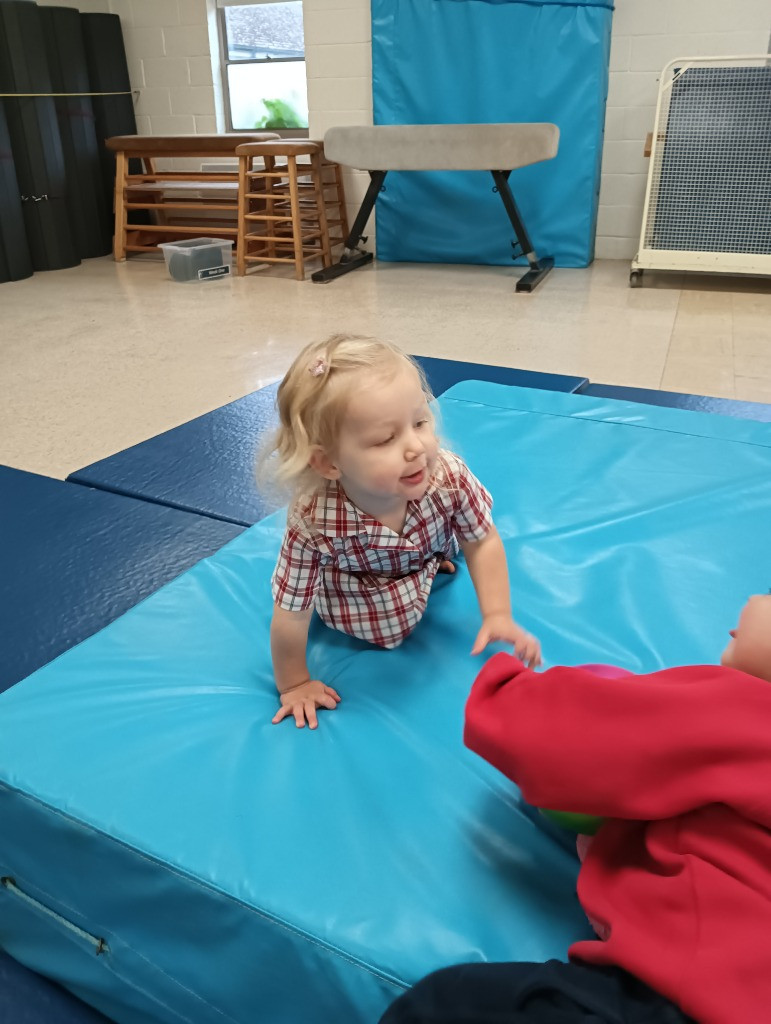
[198,265,230,281]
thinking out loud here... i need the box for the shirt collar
[310,480,431,542]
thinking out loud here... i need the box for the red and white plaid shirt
[272,450,493,648]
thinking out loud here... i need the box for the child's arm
[466,655,771,821]
[461,526,541,667]
[270,604,341,729]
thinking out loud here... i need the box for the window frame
[217,1,310,137]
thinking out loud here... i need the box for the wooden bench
[106,133,279,261]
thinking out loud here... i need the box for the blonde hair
[262,334,434,500]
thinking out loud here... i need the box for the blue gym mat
[1,382,769,1024]
[67,358,587,527]
[0,466,244,695]
[0,467,244,1024]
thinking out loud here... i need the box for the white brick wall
[40,0,771,263]
[303,0,373,233]
[37,0,216,137]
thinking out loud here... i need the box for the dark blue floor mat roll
[80,13,140,226]
[0,100,33,283]
[0,1,79,272]
[40,5,112,259]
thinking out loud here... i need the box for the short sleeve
[271,523,322,611]
[444,452,494,543]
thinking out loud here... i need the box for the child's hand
[471,614,542,667]
[272,679,341,729]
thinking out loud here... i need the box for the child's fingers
[292,705,307,728]
[514,633,540,667]
[273,682,341,727]
[272,705,293,725]
[470,629,490,656]
[522,640,542,669]
[304,701,319,730]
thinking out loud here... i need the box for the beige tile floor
[0,256,769,480]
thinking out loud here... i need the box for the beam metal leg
[491,170,554,292]
[312,170,386,283]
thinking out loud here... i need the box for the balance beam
[313,123,559,292]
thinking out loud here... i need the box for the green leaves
[254,98,306,130]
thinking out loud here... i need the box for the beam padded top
[323,123,559,171]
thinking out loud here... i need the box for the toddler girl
[267,334,541,728]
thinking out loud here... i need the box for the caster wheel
[629,269,644,288]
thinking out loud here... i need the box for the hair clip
[309,357,327,377]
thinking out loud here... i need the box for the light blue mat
[1,382,769,1024]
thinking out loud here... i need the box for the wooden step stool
[279,140,350,249]
[312,151,350,249]
[235,140,333,281]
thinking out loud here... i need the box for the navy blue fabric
[68,359,587,528]
[380,960,690,1023]
[371,0,613,267]
[0,466,243,694]
[578,383,771,423]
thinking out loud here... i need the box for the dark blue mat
[67,358,587,528]
[578,383,771,423]
[417,357,587,401]
[0,949,113,1024]
[0,466,243,695]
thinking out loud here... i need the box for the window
[217,0,309,133]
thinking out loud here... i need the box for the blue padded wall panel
[371,0,613,267]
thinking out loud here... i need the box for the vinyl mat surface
[1,383,769,1024]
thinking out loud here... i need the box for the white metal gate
[631,55,771,286]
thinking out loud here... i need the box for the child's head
[268,334,438,504]
[720,595,771,682]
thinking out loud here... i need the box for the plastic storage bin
[158,237,234,283]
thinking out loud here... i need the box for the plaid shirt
[272,450,493,648]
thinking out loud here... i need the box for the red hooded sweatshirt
[464,654,771,1024]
